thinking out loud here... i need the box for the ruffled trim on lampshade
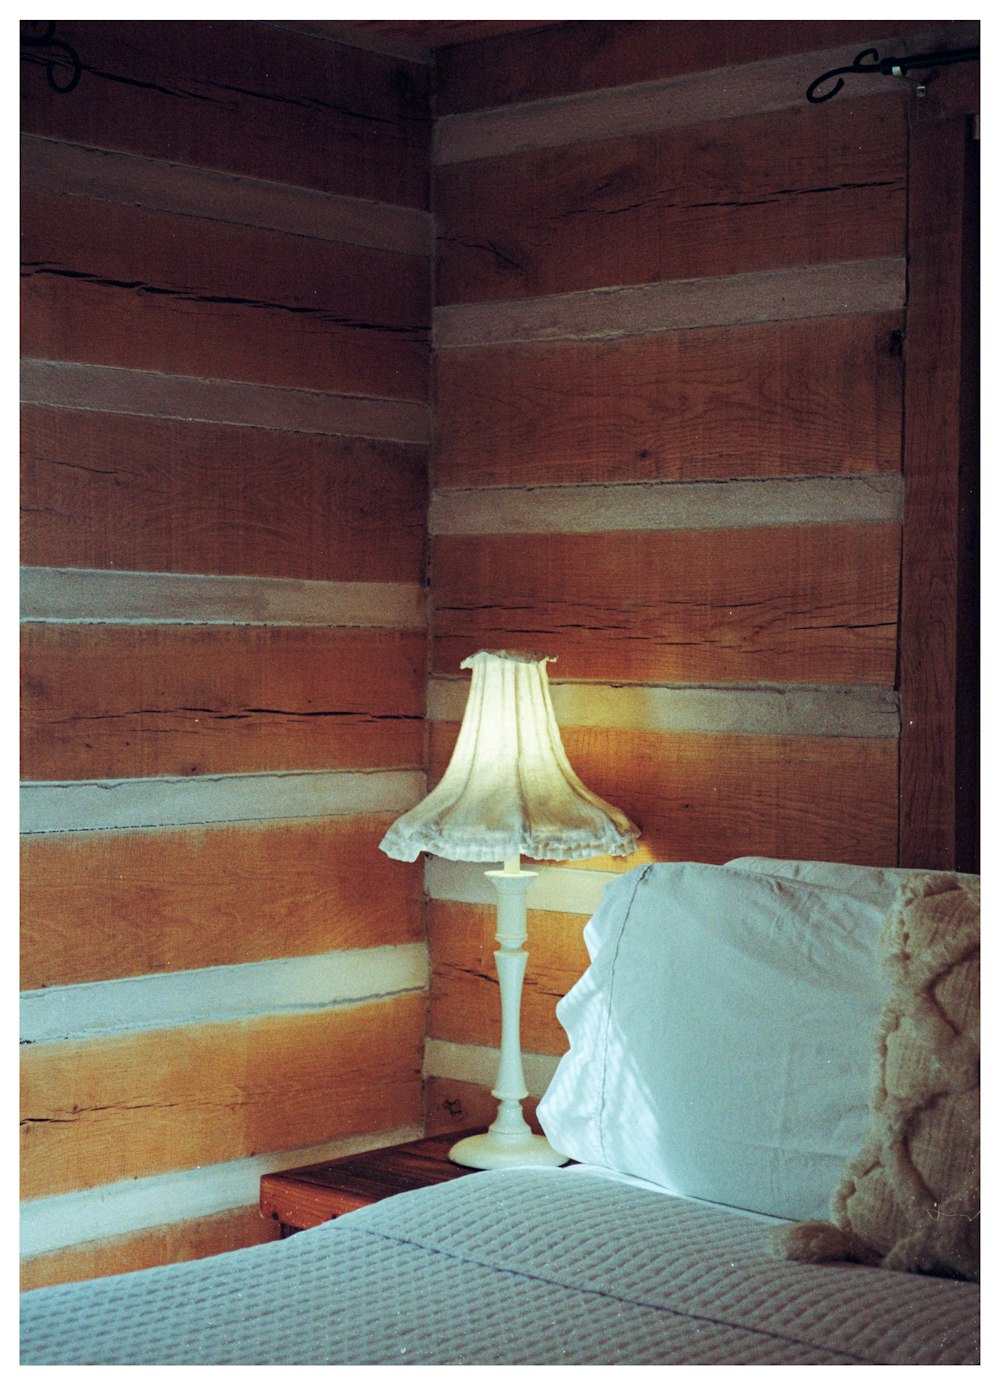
[380,817,640,864]
[379,650,640,864]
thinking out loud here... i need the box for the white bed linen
[538,862,891,1219]
[567,1160,786,1223]
[20,1166,979,1366]
[724,856,940,907]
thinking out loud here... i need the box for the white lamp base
[447,859,569,1171]
[449,1129,567,1170]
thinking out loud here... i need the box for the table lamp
[380,649,640,1169]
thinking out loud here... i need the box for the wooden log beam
[21,815,424,990]
[20,996,426,1199]
[898,103,978,870]
[432,526,900,686]
[21,625,425,781]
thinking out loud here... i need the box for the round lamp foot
[449,1130,568,1170]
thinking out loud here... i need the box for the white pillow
[724,856,934,910]
[538,862,894,1221]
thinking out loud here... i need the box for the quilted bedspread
[20,1167,979,1365]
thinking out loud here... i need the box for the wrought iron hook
[21,20,82,94]
[807,44,979,104]
[807,48,881,104]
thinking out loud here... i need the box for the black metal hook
[21,20,82,94]
[807,47,881,104]
[807,45,980,104]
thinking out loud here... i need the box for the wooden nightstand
[259,1130,484,1235]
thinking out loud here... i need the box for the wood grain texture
[424,1077,542,1138]
[333,19,558,52]
[21,815,423,991]
[434,313,903,488]
[259,1131,479,1230]
[20,995,426,1199]
[434,44,936,168]
[21,626,424,781]
[21,189,429,400]
[430,724,899,868]
[272,19,434,60]
[435,99,906,304]
[898,113,972,870]
[434,19,971,113]
[20,19,431,206]
[955,125,980,877]
[916,61,980,122]
[20,1205,280,1291]
[432,526,900,686]
[21,406,427,582]
[428,901,590,1054]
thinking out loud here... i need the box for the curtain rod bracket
[807,45,979,104]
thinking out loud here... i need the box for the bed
[20,857,980,1366]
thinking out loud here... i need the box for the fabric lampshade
[379,649,640,864]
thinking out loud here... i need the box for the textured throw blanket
[773,873,980,1280]
[20,1167,979,1365]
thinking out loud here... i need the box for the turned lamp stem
[450,856,567,1169]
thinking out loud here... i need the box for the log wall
[424,19,979,1138]
[20,20,432,1287]
[20,18,978,1268]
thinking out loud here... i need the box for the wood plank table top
[259,1130,484,1233]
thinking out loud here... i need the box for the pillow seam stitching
[596,864,651,1168]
